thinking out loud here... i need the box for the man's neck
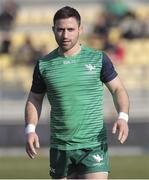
[58,44,81,57]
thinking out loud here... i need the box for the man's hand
[26,132,40,159]
[112,119,129,144]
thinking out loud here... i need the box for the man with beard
[25,6,129,179]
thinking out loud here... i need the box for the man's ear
[79,26,84,35]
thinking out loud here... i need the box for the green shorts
[49,143,109,179]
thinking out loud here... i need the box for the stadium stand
[0,1,149,95]
[0,1,149,89]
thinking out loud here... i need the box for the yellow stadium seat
[0,54,12,69]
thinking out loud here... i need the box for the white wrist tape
[118,112,129,122]
[25,124,36,134]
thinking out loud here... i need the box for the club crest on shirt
[85,64,96,74]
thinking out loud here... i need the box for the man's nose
[63,30,68,38]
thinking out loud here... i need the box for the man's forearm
[112,87,129,114]
[25,92,44,126]
[25,101,40,126]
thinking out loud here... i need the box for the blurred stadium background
[0,0,149,178]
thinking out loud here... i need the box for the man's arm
[105,76,129,144]
[25,91,45,159]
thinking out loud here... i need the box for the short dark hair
[53,6,81,26]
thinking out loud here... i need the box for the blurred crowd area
[0,0,149,121]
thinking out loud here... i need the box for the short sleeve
[31,61,46,93]
[100,52,118,83]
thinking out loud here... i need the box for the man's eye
[68,28,74,32]
[57,29,63,32]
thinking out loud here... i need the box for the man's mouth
[62,41,70,45]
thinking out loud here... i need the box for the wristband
[118,112,129,122]
[25,124,36,134]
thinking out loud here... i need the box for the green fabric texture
[39,45,107,150]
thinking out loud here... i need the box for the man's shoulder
[39,48,58,63]
[82,45,103,56]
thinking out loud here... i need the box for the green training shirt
[31,45,117,150]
